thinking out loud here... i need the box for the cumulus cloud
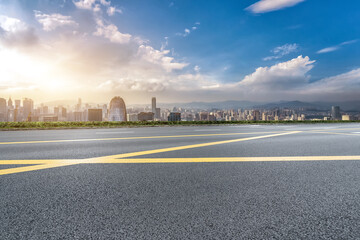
[246,0,305,13]
[34,11,78,31]
[93,19,131,44]
[137,45,188,72]
[0,15,38,48]
[238,55,315,90]
[263,43,298,61]
[73,0,96,10]
[317,40,358,54]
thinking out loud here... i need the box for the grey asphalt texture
[1,123,360,239]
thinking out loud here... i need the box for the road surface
[1,123,360,239]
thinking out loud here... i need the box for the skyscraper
[0,98,7,122]
[109,96,127,122]
[152,97,156,114]
[23,98,34,121]
[331,106,341,120]
[8,97,13,109]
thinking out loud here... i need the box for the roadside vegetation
[0,120,359,130]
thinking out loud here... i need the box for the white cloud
[107,6,122,16]
[194,65,200,72]
[73,0,96,10]
[93,19,131,44]
[176,23,200,37]
[308,68,360,93]
[246,0,305,13]
[160,36,168,51]
[263,43,298,61]
[0,15,27,32]
[316,46,338,54]
[99,0,110,6]
[137,45,188,72]
[34,11,78,31]
[239,55,315,90]
[317,40,358,54]
[0,15,38,48]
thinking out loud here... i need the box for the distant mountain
[254,101,325,110]
[158,100,360,111]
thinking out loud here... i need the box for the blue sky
[0,0,360,103]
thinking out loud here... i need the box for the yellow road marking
[0,159,88,165]
[0,162,78,175]
[0,131,299,175]
[95,131,301,160]
[2,155,360,166]
[0,131,283,145]
[94,156,360,163]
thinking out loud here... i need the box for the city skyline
[1,0,360,103]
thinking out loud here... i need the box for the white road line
[194,129,221,131]
[95,131,134,134]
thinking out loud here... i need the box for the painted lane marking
[194,129,221,131]
[312,131,360,136]
[0,131,300,175]
[94,131,301,161]
[95,131,134,134]
[0,131,284,145]
[94,156,360,163]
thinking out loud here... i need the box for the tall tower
[0,98,7,122]
[109,96,127,122]
[152,97,156,114]
[23,98,34,121]
[8,97,13,109]
[331,106,341,120]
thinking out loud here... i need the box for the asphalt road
[1,123,360,239]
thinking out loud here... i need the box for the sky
[0,0,360,104]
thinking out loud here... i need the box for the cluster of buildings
[0,96,359,122]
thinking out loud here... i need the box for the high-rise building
[23,98,33,121]
[138,112,154,121]
[8,97,13,109]
[15,100,21,109]
[155,108,161,119]
[253,110,260,121]
[0,98,7,122]
[152,97,156,114]
[109,96,127,122]
[88,109,102,121]
[127,113,138,121]
[331,106,341,120]
[168,112,181,121]
[61,107,67,118]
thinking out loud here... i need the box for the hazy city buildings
[0,98,6,122]
[88,109,102,121]
[0,95,359,122]
[23,98,34,121]
[109,97,127,122]
[331,106,341,120]
[168,112,181,121]
[138,112,154,121]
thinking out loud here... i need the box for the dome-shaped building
[109,97,127,122]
